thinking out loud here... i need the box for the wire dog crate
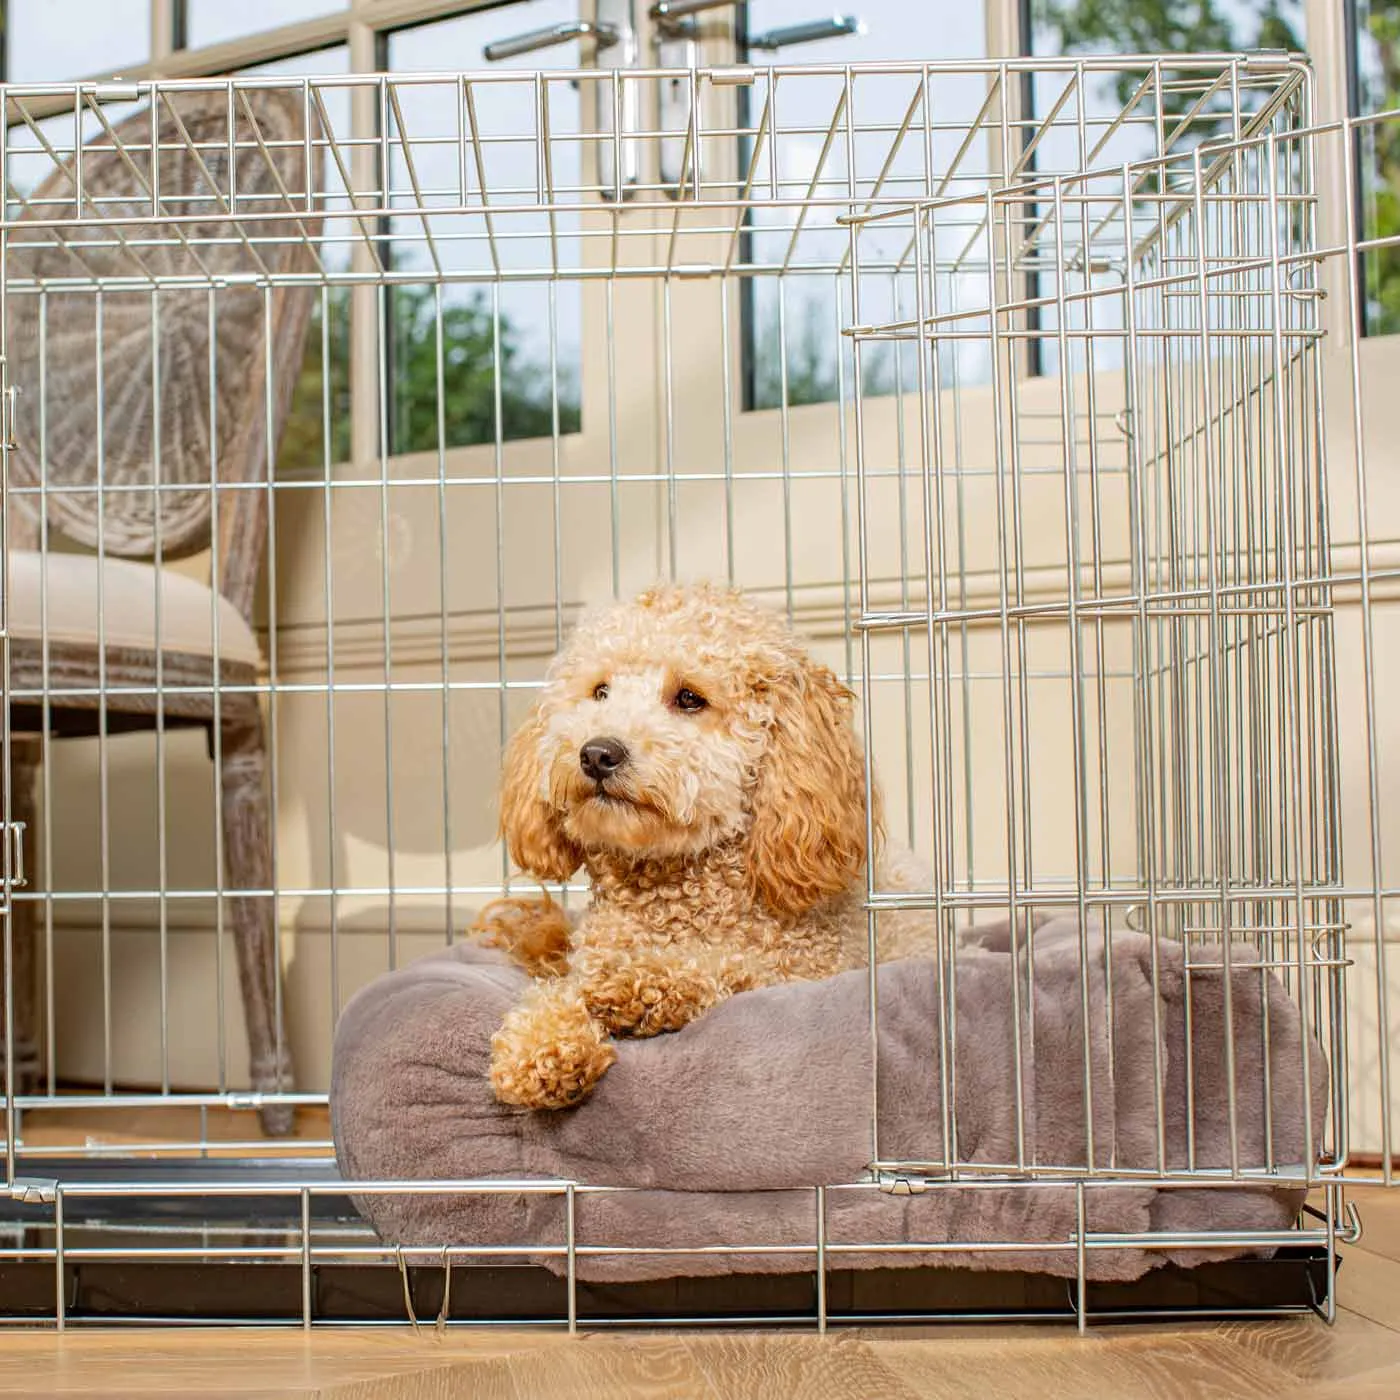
[0,51,1396,1328]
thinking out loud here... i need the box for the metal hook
[435,1247,453,1333]
[395,1247,422,1334]
[1310,924,1351,963]
[1341,1196,1363,1245]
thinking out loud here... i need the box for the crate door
[258,9,674,1094]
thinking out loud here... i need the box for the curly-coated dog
[476,581,930,1110]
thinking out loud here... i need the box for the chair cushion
[7,550,261,666]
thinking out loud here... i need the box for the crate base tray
[0,1156,1337,1326]
[0,1249,1336,1326]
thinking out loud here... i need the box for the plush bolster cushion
[331,919,1328,1284]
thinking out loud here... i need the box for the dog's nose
[580,737,630,783]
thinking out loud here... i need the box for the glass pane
[1355,0,1400,335]
[6,0,151,82]
[740,0,988,410]
[385,5,583,453]
[184,0,343,51]
[238,46,354,475]
[1029,0,1306,164]
[1026,0,1307,373]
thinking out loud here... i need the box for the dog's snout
[580,737,630,783]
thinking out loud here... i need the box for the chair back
[5,88,319,621]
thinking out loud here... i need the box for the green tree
[389,284,580,454]
[278,287,353,475]
[276,282,581,475]
[1035,0,1303,107]
[751,285,897,411]
[1034,0,1304,209]
[1040,0,1398,336]
[1357,2,1400,334]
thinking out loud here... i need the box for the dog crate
[0,44,1395,1328]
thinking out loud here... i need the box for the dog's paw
[582,965,723,1038]
[489,995,616,1110]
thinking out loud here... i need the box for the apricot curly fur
[471,895,573,979]
[487,581,931,1110]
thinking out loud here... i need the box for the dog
[475,581,930,1109]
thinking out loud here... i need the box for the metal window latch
[483,0,641,199]
[483,19,622,61]
[484,1,865,200]
[651,0,736,194]
[649,0,865,195]
[747,16,864,50]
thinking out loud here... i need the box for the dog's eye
[673,687,708,713]
[592,682,609,702]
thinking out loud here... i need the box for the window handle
[748,15,864,50]
[483,19,621,62]
[649,0,863,48]
[654,4,867,197]
[650,0,739,27]
[482,2,641,201]
[652,0,744,198]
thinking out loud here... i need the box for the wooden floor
[0,1185,1397,1397]
[16,1101,335,1158]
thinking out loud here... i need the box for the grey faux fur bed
[331,917,1328,1284]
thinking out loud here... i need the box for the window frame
[0,0,1376,463]
[1,3,551,469]
[1014,0,1359,370]
[1345,0,1400,337]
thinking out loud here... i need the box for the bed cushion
[331,917,1328,1284]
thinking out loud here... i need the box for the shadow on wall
[40,683,516,1093]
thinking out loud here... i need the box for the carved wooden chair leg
[5,738,41,1096]
[219,713,295,1137]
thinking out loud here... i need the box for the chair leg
[4,739,41,1095]
[219,714,295,1137]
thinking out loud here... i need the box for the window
[0,0,1371,437]
[238,46,355,476]
[1029,0,1305,87]
[1354,0,1400,335]
[1025,0,1307,374]
[739,0,988,411]
[4,3,590,468]
[182,0,345,51]
[4,0,150,82]
[384,8,583,455]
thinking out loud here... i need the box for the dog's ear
[746,658,879,919]
[499,707,583,883]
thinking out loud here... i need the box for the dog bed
[331,917,1328,1284]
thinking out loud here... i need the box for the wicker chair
[3,89,319,1133]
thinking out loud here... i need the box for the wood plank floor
[16,1102,335,1158]
[0,1184,1395,1397]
